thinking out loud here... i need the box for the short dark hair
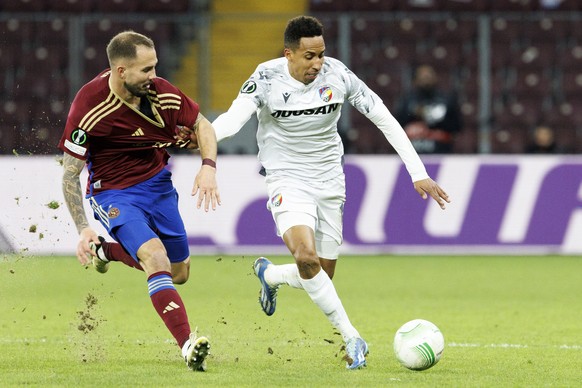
[284,16,324,50]
[106,30,154,65]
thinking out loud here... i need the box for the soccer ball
[393,319,445,371]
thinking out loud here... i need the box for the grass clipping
[73,293,106,363]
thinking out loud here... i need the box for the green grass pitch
[1,254,581,386]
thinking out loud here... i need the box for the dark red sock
[147,271,191,348]
[102,241,143,271]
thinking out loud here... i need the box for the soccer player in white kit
[211,15,450,369]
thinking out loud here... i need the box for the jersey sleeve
[212,66,266,142]
[58,90,91,160]
[176,89,200,128]
[153,77,200,128]
[367,104,429,182]
[339,62,384,116]
[339,61,429,182]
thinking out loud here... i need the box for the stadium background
[2,0,582,255]
[3,0,582,155]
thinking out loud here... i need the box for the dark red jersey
[59,70,198,195]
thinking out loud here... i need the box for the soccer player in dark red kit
[59,30,220,372]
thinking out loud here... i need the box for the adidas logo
[163,301,181,314]
[132,128,144,136]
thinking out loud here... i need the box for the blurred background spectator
[525,124,568,153]
[394,64,462,154]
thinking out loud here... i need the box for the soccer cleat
[89,236,110,273]
[185,333,210,372]
[253,257,278,316]
[344,337,369,370]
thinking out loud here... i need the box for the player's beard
[125,81,150,98]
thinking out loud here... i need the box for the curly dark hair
[284,16,324,50]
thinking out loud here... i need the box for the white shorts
[265,173,346,260]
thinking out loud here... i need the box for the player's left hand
[192,166,221,211]
[413,178,450,210]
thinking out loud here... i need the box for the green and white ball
[393,319,445,371]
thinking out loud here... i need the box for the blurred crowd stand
[1,0,581,154]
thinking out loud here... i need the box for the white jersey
[213,56,429,182]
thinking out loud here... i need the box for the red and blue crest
[270,193,283,207]
[319,86,333,102]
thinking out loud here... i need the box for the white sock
[181,338,190,358]
[299,269,360,342]
[265,264,303,289]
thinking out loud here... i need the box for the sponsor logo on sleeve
[64,139,87,156]
[240,81,257,94]
[71,128,87,145]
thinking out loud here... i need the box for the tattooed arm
[62,153,99,265]
[62,153,89,233]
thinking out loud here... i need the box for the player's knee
[294,247,320,276]
[172,271,189,284]
[138,240,170,267]
[171,260,190,284]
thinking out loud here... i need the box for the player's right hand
[77,227,100,266]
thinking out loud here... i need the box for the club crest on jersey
[108,207,120,219]
[319,86,333,102]
[270,193,283,207]
[241,81,257,94]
